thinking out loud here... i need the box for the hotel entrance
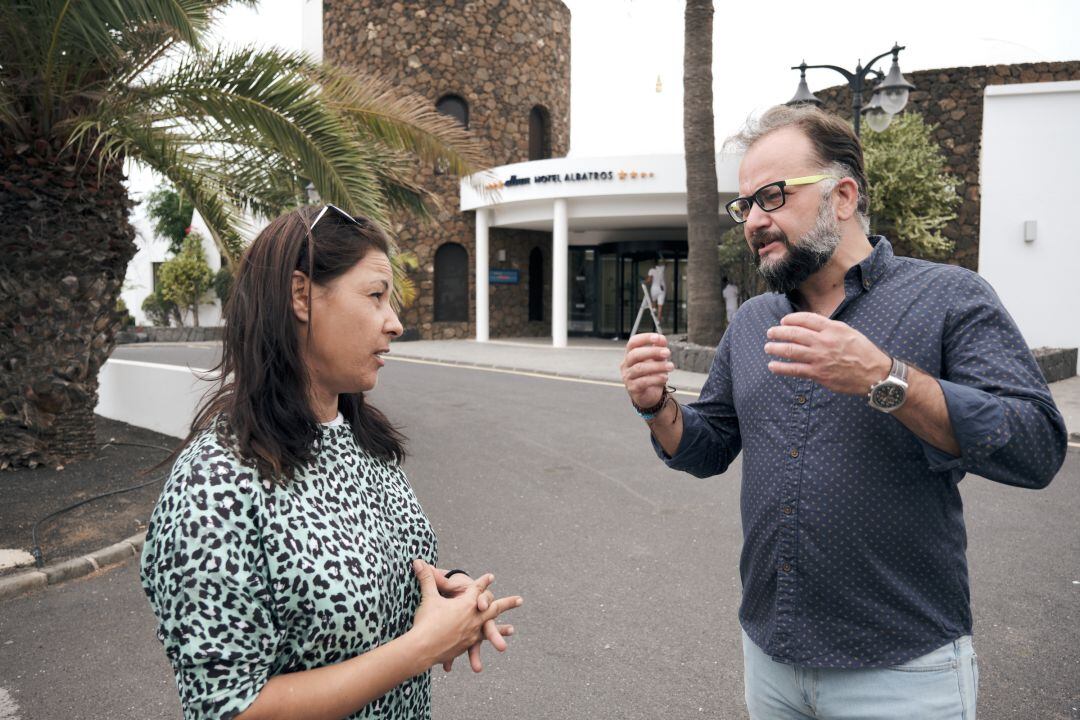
[462,153,742,346]
[569,241,687,339]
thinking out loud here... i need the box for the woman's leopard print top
[140,418,438,719]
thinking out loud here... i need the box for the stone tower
[323,0,572,339]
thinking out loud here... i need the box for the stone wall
[668,336,716,374]
[489,228,552,337]
[324,0,571,339]
[115,326,225,344]
[815,60,1080,269]
[1032,347,1078,384]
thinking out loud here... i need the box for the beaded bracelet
[632,386,676,421]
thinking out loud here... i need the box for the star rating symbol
[617,170,655,180]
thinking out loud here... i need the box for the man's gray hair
[725,106,871,234]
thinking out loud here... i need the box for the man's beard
[751,195,841,294]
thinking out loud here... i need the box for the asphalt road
[1,356,1078,719]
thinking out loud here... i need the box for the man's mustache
[750,228,788,253]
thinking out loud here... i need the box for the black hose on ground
[30,440,174,568]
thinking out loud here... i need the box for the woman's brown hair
[176,205,406,481]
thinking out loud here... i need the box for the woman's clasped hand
[412,561,524,673]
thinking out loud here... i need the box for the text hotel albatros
[483,169,655,190]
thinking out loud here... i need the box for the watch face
[872,382,906,409]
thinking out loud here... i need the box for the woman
[140,205,522,720]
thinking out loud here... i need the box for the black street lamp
[786,43,916,137]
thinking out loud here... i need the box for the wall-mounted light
[1024,221,1037,243]
[497,248,507,262]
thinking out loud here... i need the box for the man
[722,275,739,323]
[619,106,1066,720]
[647,258,666,325]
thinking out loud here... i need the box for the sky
[210,0,1080,157]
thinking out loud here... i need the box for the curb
[387,353,708,394]
[0,532,146,602]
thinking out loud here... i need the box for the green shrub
[115,298,136,328]
[212,266,234,306]
[159,233,215,327]
[141,290,178,327]
[863,112,961,259]
[145,185,195,255]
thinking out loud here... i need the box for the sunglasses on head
[309,204,365,232]
[299,204,367,272]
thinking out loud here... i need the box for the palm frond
[71,113,249,260]
[10,2,480,279]
[0,82,20,135]
[139,46,394,226]
[311,62,488,177]
[1,0,243,137]
[391,252,420,308]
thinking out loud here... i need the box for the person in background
[647,256,667,326]
[722,275,740,323]
[141,204,523,720]
[619,105,1066,720]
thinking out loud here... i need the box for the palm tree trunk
[683,0,725,347]
[0,138,135,469]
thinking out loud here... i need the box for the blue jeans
[742,631,979,720]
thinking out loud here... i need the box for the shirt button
[789,448,799,458]
[863,278,872,289]
[796,395,807,405]
[782,506,793,515]
[781,562,792,572]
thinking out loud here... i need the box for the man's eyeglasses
[724,175,837,224]
[309,203,364,232]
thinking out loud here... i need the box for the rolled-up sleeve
[141,451,281,720]
[922,272,1067,488]
[652,328,742,478]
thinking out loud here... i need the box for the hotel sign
[484,169,655,191]
[489,268,520,284]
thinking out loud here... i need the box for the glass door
[598,254,619,337]
[622,254,663,336]
[568,248,595,333]
[596,246,687,338]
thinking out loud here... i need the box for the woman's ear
[291,270,311,323]
[833,177,860,222]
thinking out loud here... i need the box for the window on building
[529,105,551,161]
[434,242,468,322]
[528,247,544,321]
[434,95,469,174]
[436,94,469,129]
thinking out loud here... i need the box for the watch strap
[891,357,908,383]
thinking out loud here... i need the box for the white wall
[979,81,1080,371]
[301,0,322,61]
[96,359,214,439]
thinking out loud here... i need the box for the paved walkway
[389,337,1080,441]
[110,336,1079,440]
[389,337,709,394]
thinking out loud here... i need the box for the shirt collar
[852,235,894,291]
[784,235,895,310]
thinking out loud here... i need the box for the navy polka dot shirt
[656,237,1067,668]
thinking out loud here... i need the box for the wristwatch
[868,357,909,413]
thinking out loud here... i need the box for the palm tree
[682,0,724,347]
[0,0,485,469]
